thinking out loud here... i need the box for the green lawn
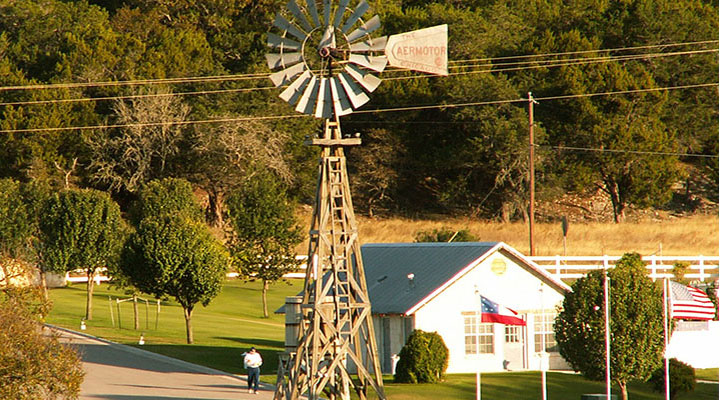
[380,372,719,400]
[47,278,302,375]
[48,279,719,399]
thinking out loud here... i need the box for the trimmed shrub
[649,358,695,400]
[394,330,449,383]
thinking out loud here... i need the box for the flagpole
[604,272,611,400]
[540,283,547,400]
[663,278,670,400]
[475,288,482,400]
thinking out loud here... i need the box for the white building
[360,242,572,373]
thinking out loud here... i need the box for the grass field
[296,213,719,257]
[48,278,719,399]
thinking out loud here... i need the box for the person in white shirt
[243,347,263,394]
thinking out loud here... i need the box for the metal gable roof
[360,242,500,315]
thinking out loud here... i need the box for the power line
[0,72,270,92]
[537,144,719,158]
[446,39,718,65]
[0,40,714,93]
[0,86,277,107]
[0,82,715,134]
[4,48,714,108]
[447,48,717,71]
[387,49,718,81]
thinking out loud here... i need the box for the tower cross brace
[274,119,386,400]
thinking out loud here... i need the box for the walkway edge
[47,323,275,389]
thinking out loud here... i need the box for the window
[505,326,521,343]
[533,313,557,352]
[463,312,494,354]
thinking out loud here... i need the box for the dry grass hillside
[295,207,718,256]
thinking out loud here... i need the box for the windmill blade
[315,77,333,119]
[346,15,381,43]
[280,70,313,105]
[296,75,319,115]
[348,54,387,72]
[267,33,302,51]
[274,14,306,42]
[266,52,303,70]
[323,0,331,27]
[318,24,336,50]
[306,0,320,27]
[287,0,313,32]
[332,0,350,28]
[330,77,354,116]
[337,72,370,109]
[345,64,381,93]
[349,36,387,52]
[270,62,306,87]
[341,0,369,33]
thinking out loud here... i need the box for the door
[503,325,525,370]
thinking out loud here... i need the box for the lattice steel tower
[265,1,447,398]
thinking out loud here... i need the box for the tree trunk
[133,294,140,330]
[40,269,49,301]
[606,181,625,223]
[207,190,225,228]
[184,307,194,344]
[86,271,95,321]
[617,379,628,400]
[262,279,269,318]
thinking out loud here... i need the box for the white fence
[528,255,719,281]
[61,255,720,283]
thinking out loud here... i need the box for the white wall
[667,321,720,369]
[412,250,567,373]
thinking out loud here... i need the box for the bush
[649,358,695,400]
[414,227,478,243]
[394,330,449,383]
[0,287,84,399]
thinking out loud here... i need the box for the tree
[87,92,190,194]
[226,174,302,318]
[0,179,33,266]
[414,227,478,243]
[649,358,696,400]
[187,119,294,228]
[39,188,125,320]
[554,252,665,400]
[0,286,84,399]
[128,178,204,225]
[394,330,449,384]
[121,215,228,344]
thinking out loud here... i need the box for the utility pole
[528,92,538,256]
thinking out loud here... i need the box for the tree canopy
[39,188,125,320]
[554,252,665,400]
[0,0,716,221]
[226,174,302,317]
[121,178,228,343]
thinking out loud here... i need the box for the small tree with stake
[121,178,228,344]
[39,188,124,321]
[122,215,228,344]
[555,252,665,400]
[226,174,302,318]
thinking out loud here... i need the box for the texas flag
[480,295,526,326]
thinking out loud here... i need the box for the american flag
[669,281,716,320]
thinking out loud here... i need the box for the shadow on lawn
[215,336,283,349]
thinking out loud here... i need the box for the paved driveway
[53,326,274,400]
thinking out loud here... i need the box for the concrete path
[52,326,275,400]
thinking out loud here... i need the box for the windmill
[266,2,447,399]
